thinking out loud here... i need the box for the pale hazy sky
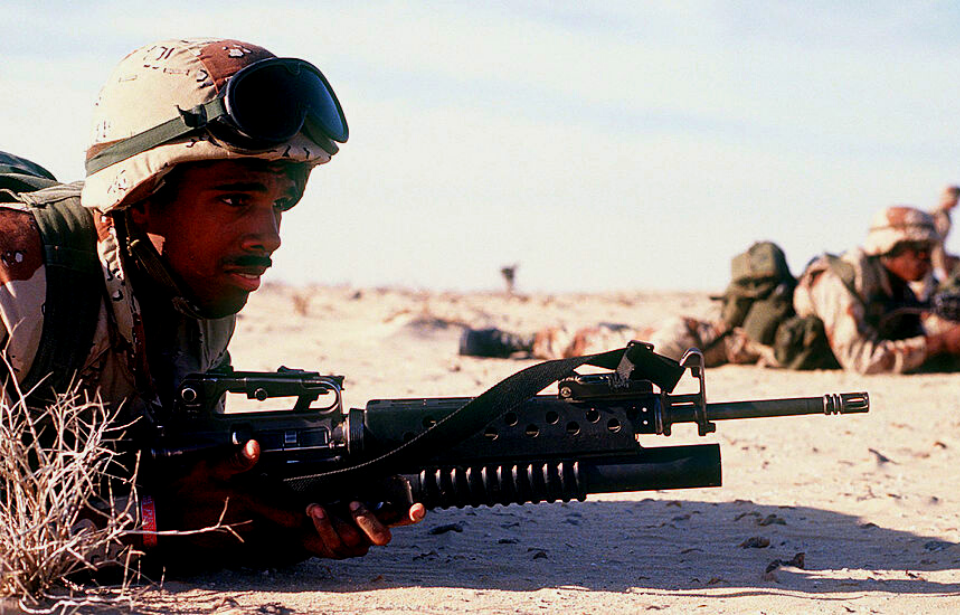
[4,1,959,292]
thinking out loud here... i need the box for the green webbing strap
[823,254,857,293]
[284,342,685,495]
[85,99,227,174]
[21,200,102,402]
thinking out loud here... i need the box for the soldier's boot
[458,327,534,358]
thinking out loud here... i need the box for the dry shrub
[0,383,144,613]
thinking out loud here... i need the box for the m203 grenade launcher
[152,344,869,511]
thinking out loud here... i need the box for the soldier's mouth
[222,255,272,292]
[224,266,269,291]
[226,271,262,292]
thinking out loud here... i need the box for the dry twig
[1,360,258,612]
[0,376,143,612]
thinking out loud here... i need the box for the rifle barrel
[667,392,868,425]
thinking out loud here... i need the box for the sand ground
[31,284,960,614]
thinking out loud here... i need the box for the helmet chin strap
[118,209,209,320]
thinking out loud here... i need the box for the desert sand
[120,285,960,613]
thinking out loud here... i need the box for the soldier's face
[131,160,301,317]
[882,241,933,283]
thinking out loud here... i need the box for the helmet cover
[82,38,336,212]
[863,205,939,256]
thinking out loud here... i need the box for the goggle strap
[84,99,228,175]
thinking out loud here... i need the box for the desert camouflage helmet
[81,38,342,213]
[863,205,939,256]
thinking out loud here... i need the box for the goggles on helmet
[85,57,348,175]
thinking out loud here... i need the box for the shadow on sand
[182,498,960,599]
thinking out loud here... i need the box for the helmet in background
[863,205,938,256]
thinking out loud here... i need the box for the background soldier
[460,315,766,367]
[794,205,960,373]
[462,207,960,374]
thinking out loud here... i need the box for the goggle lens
[228,59,348,144]
[300,68,347,142]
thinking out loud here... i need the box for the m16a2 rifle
[149,343,868,512]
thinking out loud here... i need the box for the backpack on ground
[773,313,840,370]
[716,241,796,346]
[716,241,839,370]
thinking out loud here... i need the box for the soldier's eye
[220,195,248,208]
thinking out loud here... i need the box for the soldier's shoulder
[0,206,43,283]
[796,249,864,293]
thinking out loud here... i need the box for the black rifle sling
[283,342,685,494]
[21,198,102,402]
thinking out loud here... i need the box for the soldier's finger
[306,504,343,556]
[209,439,260,480]
[396,503,426,527]
[375,502,427,527]
[348,501,392,546]
[305,504,370,559]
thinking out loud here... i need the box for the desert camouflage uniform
[0,185,234,417]
[793,247,928,374]
[530,317,766,367]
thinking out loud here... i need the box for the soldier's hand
[942,323,960,354]
[927,323,960,356]
[304,501,426,560]
[149,439,425,568]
